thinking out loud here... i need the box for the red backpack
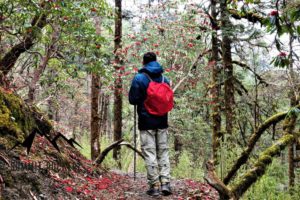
[143,73,174,116]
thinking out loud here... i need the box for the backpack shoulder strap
[142,72,153,82]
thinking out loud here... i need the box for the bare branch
[232,60,268,85]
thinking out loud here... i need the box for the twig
[29,190,38,200]
[232,60,268,85]
[173,49,211,93]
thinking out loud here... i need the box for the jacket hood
[139,61,163,76]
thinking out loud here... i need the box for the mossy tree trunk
[0,88,53,148]
[207,132,298,199]
[231,134,295,198]
[287,34,299,187]
[0,6,48,86]
[220,0,235,136]
[206,105,299,199]
[223,110,291,184]
[232,109,298,197]
[113,0,123,168]
[210,0,222,163]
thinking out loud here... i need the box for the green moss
[0,94,23,140]
[2,91,36,135]
[0,89,37,148]
[231,134,294,197]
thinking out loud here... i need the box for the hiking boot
[146,184,160,197]
[161,182,172,196]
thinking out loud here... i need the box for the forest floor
[0,135,219,200]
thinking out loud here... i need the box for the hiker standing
[129,52,173,196]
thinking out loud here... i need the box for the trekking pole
[133,105,137,181]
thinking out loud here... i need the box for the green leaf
[296,26,300,35]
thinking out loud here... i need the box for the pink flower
[188,43,194,48]
[65,186,73,193]
[270,10,278,16]
[278,52,287,57]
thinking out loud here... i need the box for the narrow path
[107,170,220,200]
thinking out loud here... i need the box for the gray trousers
[140,129,170,186]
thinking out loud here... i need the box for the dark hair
[143,52,157,65]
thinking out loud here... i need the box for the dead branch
[119,141,144,159]
[233,77,248,95]
[94,139,145,165]
[173,49,211,93]
[232,60,268,85]
[94,139,124,164]
[0,153,10,167]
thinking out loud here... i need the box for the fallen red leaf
[65,186,73,193]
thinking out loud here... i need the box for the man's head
[143,52,157,65]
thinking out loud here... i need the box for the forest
[0,0,300,199]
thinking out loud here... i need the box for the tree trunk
[99,94,109,137]
[27,27,60,103]
[90,74,101,160]
[102,94,109,137]
[72,101,79,140]
[210,0,222,163]
[174,132,183,165]
[0,10,48,86]
[287,33,298,187]
[89,15,103,161]
[113,0,123,167]
[220,0,234,135]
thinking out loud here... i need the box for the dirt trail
[108,170,219,200]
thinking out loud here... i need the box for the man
[129,52,172,196]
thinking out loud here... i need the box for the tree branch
[228,9,265,24]
[232,60,268,85]
[231,134,295,197]
[223,108,298,184]
[173,49,211,93]
[94,139,144,165]
[0,11,48,76]
[205,160,234,200]
[119,141,144,159]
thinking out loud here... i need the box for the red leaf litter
[51,171,219,199]
[4,135,219,200]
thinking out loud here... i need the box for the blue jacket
[129,61,170,130]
